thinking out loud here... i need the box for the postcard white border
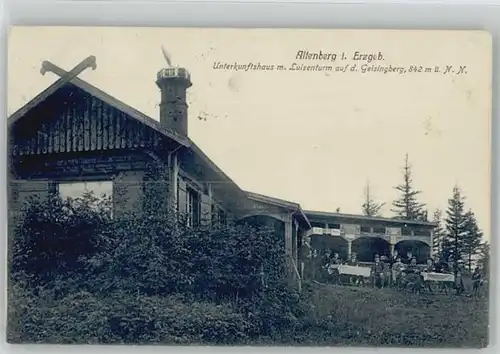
[0,1,498,354]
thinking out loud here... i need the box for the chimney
[156,67,192,137]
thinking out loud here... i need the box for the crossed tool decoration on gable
[40,55,97,82]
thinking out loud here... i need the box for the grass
[295,281,490,347]
[7,279,490,347]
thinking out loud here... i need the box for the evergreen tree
[461,209,483,272]
[477,241,490,277]
[361,180,385,217]
[391,153,426,220]
[444,186,468,273]
[431,209,445,257]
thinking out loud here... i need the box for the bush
[8,192,312,344]
[10,193,112,286]
[83,212,285,303]
[10,192,286,301]
[8,283,254,345]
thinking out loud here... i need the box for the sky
[7,27,492,238]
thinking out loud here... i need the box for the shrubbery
[8,193,488,346]
[8,193,304,344]
[8,285,255,345]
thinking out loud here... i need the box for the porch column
[390,233,397,257]
[293,220,299,264]
[347,240,352,258]
[285,213,302,291]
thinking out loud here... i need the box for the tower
[156,67,192,137]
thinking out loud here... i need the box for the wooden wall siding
[9,179,51,221]
[12,89,164,157]
[13,152,149,179]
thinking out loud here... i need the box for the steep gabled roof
[8,71,313,229]
[8,72,251,208]
[8,75,190,148]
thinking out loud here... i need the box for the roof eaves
[245,191,299,209]
[304,209,438,227]
[189,140,242,187]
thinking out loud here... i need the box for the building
[7,61,308,284]
[303,210,437,264]
[7,58,437,289]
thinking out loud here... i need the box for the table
[338,265,371,277]
[422,272,455,282]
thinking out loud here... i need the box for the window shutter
[200,193,212,226]
[177,178,187,215]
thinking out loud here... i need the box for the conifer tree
[462,209,483,272]
[477,241,490,277]
[361,180,385,217]
[444,186,467,273]
[431,209,445,257]
[391,153,426,220]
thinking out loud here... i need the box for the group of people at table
[316,250,483,295]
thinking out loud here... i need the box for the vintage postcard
[6,27,492,347]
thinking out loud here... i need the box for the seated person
[318,249,333,283]
[433,255,444,273]
[380,255,392,286]
[346,253,359,266]
[434,257,454,294]
[403,257,422,292]
[344,253,364,286]
[445,256,455,274]
[326,252,342,284]
[372,254,386,288]
[392,257,406,288]
[405,251,414,265]
[421,258,435,292]
[423,258,435,272]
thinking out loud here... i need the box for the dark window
[186,187,200,227]
[414,229,431,236]
[360,226,371,233]
[402,227,413,236]
[373,226,386,234]
[311,222,325,228]
[328,223,341,229]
